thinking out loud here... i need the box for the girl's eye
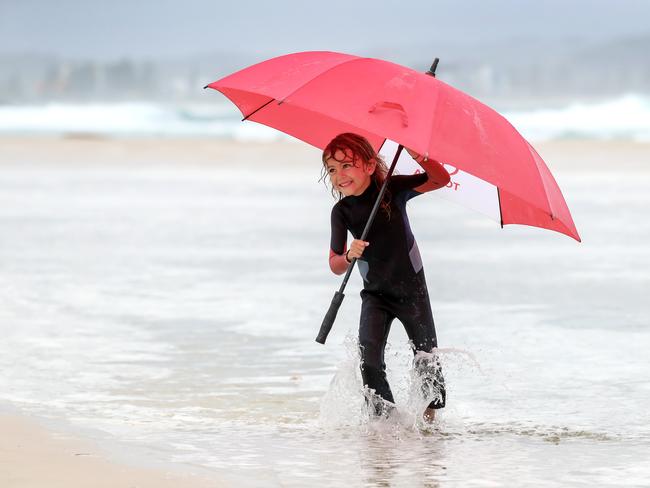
[328,168,335,174]
[342,163,351,169]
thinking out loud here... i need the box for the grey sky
[1,0,649,61]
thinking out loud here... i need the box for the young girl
[322,132,450,422]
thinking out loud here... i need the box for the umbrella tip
[426,58,440,77]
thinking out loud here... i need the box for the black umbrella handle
[315,144,404,344]
[315,291,345,344]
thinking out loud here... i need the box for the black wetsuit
[330,173,446,414]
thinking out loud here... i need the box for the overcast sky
[1,0,649,61]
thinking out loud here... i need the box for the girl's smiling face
[325,148,376,197]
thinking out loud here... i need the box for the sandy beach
[0,135,322,168]
[0,414,218,488]
[1,135,649,487]
[1,135,649,171]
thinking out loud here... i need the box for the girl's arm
[329,247,349,275]
[329,205,350,275]
[405,148,450,193]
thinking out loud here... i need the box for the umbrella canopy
[206,51,580,241]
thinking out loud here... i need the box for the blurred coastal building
[1,34,648,107]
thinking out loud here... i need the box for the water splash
[318,334,366,428]
[318,336,488,434]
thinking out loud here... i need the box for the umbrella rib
[525,142,557,220]
[242,95,387,152]
[242,98,276,121]
[497,187,574,236]
[237,57,369,131]
[277,56,368,104]
[497,187,504,228]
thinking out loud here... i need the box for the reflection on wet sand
[357,421,446,488]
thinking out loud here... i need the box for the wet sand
[1,135,648,172]
[0,414,218,488]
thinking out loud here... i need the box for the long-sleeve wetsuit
[329,173,446,414]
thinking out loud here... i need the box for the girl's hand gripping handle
[346,239,369,261]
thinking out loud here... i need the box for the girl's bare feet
[423,407,436,423]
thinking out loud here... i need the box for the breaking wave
[1,94,649,141]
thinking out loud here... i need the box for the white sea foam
[0,101,287,140]
[503,94,650,141]
[1,94,649,141]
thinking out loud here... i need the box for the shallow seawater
[0,154,649,487]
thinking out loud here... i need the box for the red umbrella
[205,50,580,242]
[206,51,581,344]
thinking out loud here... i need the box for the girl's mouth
[339,180,352,188]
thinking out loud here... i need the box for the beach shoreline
[0,135,648,173]
[0,134,321,168]
[0,412,220,488]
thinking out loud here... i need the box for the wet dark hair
[320,133,391,217]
